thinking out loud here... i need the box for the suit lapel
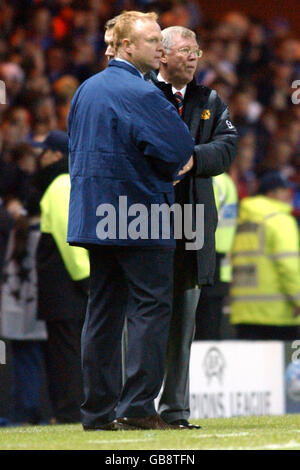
[153,79,177,107]
[151,74,213,143]
[183,83,210,142]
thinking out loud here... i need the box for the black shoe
[117,414,172,430]
[83,420,122,431]
[169,419,202,430]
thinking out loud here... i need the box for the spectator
[0,200,13,282]
[31,130,90,424]
[46,47,67,83]
[0,142,37,204]
[230,137,256,199]
[0,194,47,425]
[196,172,238,340]
[230,172,300,340]
[28,6,53,51]
[0,62,25,108]
[258,138,295,178]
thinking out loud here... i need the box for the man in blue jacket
[67,11,194,431]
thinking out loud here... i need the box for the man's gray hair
[161,26,197,52]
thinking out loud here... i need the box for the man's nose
[105,46,115,59]
[157,41,163,52]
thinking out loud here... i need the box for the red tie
[174,91,183,116]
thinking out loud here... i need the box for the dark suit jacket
[152,75,239,284]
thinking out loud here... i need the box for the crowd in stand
[0,1,299,224]
[0,0,299,425]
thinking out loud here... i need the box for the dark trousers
[236,324,300,341]
[44,319,83,423]
[195,253,228,340]
[81,245,174,428]
[195,287,228,340]
[11,341,44,424]
[158,244,200,422]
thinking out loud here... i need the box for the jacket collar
[149,70,198,92]
[148,70,174,100]
[149,70,171,89]
[108,59,143,79]
[149,71,202,102]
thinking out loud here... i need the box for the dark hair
[105,15,122,31]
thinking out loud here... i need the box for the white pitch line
[171,432,251,439]
[0,428,45,434]
[214,441,300,451]
[257,441,300,450]
[87,438,150,444]
[87,432,251,444]
[189,430,300,439]
[192,432,251,438]
[0,426,78,433]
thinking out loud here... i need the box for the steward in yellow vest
[40,173,90,283]
[195,173,238,340]
[230,172,300,340]
[31,130,89,423]
[213,173,238,282]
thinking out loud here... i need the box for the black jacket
[152,76,239,285]
[34,159,88,321]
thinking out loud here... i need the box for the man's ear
[122,38,133,54]
[160,50,168,64]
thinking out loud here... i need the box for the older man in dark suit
[150,26,239,429]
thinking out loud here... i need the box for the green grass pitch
[1,415,300,450]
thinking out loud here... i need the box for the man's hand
[173,155,194,185]
[178,155,194,176]
[6,198,27,220]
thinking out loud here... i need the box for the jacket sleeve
[131,88,194,181]
[267,214,300,307]
[194,93,239,177]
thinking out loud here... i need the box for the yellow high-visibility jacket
[213,173,238,282]
[230,195,300,326]
[40,173,90,281]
